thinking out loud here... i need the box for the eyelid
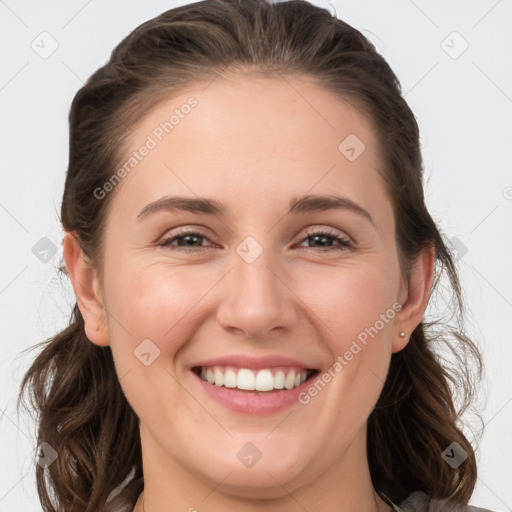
[158,224,354,252]
[297,227,353,250]
[158,225,216,241]
[302,226,351,242]
[157,224,350,242]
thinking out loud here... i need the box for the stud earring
[399,332,405,338]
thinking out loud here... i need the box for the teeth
[238,369,255,390]
[214,367,224,387]
[223,368,237,388]
[274,370,285,389]
[284,371,295,390]
[255,369,274,391]
[198,366,310,391]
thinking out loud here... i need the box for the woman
[18,1,493,511]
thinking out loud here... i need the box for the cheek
[297,261,398,343]
[101,256,216,368]
[294,263,397,404]
[100,259,215,418]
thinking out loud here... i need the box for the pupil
[312,235,329,247]
[179,235,200,246]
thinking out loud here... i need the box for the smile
[190,364,320,414]
[193,365,317,392]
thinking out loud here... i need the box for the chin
[187,438,312,498]
[201,462,307,501]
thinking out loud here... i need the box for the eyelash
[157,228,353,253]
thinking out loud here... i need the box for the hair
[18,1,484,511]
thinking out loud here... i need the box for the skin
[64,73,434,512]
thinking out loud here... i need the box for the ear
[393,244,435,353]
[63,231,110,347]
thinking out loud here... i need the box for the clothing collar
[376,489,404,512]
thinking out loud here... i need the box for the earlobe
[392,244,435,353]
[62,231,110,347]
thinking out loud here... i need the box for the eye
[158,227,352,254]
[296,228,352,251]
[158,229,214,253]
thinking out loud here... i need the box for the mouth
[191,365,319,394]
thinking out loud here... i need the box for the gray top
[382,491,494,512]
[102,478,496,512]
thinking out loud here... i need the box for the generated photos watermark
[297,301,402,404]
[94,96,199,200]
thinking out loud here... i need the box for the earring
[399,332,405,338]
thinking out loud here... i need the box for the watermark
[32,236,58,263]
[440,31,469,60]
[236,236,263,264]
[448,236,468,262]
[338,133,366,161]
[93,96,199,200]
[236,442,263,468]
[442,441,468,468]
[36,441,58,468]
[31,31,59,59]
[297,302,402,405]
[134,338,161,366]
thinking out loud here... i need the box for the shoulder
[397,491,497,512]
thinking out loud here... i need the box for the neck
[133,424,391,512]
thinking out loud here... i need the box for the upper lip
[189,355,318,371]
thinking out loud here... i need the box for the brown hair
[18,1,483,511]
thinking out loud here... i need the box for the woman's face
[86,74,413,499]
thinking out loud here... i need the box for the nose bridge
[216,237,297,338]
[233,240,284,310]
[236,245,278,295]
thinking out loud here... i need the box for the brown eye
[158,230,213,253]
[297,229,352,251]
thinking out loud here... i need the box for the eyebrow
[137,194,374,226]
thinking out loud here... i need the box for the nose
[216,249,299,340]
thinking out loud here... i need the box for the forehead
[109,73,390,222]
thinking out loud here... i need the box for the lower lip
[191,370,318,415]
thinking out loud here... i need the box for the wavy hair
[18,1,483,511]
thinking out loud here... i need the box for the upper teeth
[199,366,309,391]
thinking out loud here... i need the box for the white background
[1,0,511,510]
